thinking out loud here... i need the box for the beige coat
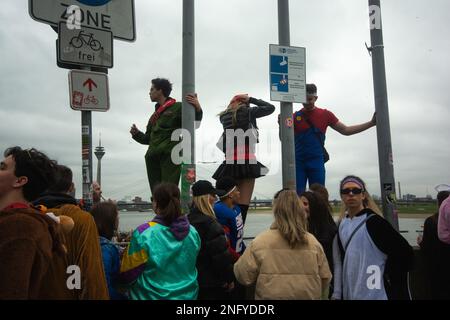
[234,227,331,300]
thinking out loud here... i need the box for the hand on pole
[186,93,201,112]
[371,112,377,126]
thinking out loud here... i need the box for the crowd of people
[1,78,448,300]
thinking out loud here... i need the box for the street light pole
[368,0,399,230]
[278,0,296,190]
[181,0,196,214]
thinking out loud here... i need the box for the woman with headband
[331,175,414,300]
[213,94,275,225]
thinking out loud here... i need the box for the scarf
[149,98,176,125]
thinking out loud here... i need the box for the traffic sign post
[29,0,136,42]
[68,69,109,111]
[29,0,134,209]
[58,22,113,68]
[269,44,306,103]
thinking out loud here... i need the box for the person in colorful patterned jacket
[291,83,376,194]
[130,78,203,193]
[120,183,200,300]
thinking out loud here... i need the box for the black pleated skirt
[212,160,269,180]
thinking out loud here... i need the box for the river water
[119,210,426,247]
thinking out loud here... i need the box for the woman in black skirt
[213,94,275,224]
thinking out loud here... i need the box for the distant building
[403,194,416,201]
[133,196,150,204]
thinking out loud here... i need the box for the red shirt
[293,106,339,135]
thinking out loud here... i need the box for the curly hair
[151,78,172,98]
[4,146,58,201]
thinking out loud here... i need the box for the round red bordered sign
[285,118,293,127]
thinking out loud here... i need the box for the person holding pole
[291,84,376,194]
[213,94,275,224]
[130,78,203,193]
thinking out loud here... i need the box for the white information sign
[269,44,306,103]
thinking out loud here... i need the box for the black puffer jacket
[188,206,234,288]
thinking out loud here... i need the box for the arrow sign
[83,78,97,91]
[69,70,109,111]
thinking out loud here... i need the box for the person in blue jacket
[213,177,246,258]
[91,201,127,300]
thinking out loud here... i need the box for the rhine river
[119,210,426,247]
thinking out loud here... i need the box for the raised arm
[248,97,275,118]
[131,122,151,145]
[330,113,376,136]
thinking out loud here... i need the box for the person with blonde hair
[213,94,275,224]
[233,189,331,300]
[332,175,414,300]
[187,180,235,300]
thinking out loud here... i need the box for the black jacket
[33,192,78,208]
[188,206,234,288]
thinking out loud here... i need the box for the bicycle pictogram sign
[70,30,102,51]
[83,95,99,105]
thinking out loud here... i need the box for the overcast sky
[1,0,449,201]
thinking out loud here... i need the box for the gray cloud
[1,0,449,202]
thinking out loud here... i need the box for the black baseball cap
[215,177,237,198]
[192,180,217,197]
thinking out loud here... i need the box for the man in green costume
[130,78,203,193]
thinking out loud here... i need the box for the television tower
[94,134,105,186]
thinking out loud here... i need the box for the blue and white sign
[29,0,136,42]
[269,44,306,103]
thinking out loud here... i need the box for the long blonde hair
[272,190,309,248]
[218,104,247,127]
[338,175,383,221]
[192,195,216,219]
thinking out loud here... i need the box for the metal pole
[81,110,93,209]
[278,0,296,190]
[81,66,93,210]
[181,0,195,214]
[368,0,399,230]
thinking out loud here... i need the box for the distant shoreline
[118,208,432,220]
[247,208,431,219]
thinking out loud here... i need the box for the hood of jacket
[33,192,78,209]
[152,214,190,241]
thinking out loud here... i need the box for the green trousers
[145,151,181,193]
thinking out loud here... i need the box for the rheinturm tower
[94,134,105,186]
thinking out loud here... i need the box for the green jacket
[133,101,203,155]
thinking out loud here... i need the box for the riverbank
[248,208,431,219]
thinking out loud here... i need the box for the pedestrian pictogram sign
[68,70,109,111]
[58,22,113,68]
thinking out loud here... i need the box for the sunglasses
[340,188,363,195]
